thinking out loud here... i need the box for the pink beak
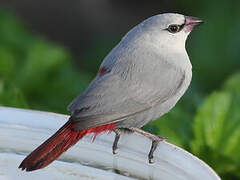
[184,16,204,32]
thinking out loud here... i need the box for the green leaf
[223,72,240,93]
[17,40,70,92]
[191,90,240,177]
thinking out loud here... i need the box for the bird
[19,13,203,171]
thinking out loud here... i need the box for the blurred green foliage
[146,73,240,179]
[0,10,240,180]
[191,74,240,179]
[0,10,91,113]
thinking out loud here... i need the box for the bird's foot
[128,127,166,163]
[112,128,134,154]
[112,129,121,154]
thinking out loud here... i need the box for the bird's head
[138,13,203,51]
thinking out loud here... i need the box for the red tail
[19,120,115,171]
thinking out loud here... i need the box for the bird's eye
[167,24,181,33]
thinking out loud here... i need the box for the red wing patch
[98,66,110,76]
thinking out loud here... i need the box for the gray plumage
[18,13,203,172]
[68,13,194,130]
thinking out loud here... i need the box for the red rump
[19,120,115,171]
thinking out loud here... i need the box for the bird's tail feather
[19,120,115,171]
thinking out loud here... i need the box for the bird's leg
[112,129,121,154]
[128,127,166,163]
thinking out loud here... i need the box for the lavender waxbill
[19,13,203,171]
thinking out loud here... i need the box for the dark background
[0,1,239,179]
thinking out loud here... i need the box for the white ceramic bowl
[0,106,220,180]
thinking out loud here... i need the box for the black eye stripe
[166,24,185,33]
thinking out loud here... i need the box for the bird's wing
[68,55,185,130]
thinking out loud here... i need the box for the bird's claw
[112,128,166,164]
[148,139,159,163]
[112,146,117,154]
[148,136,166,164]
[112,129,121,155]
